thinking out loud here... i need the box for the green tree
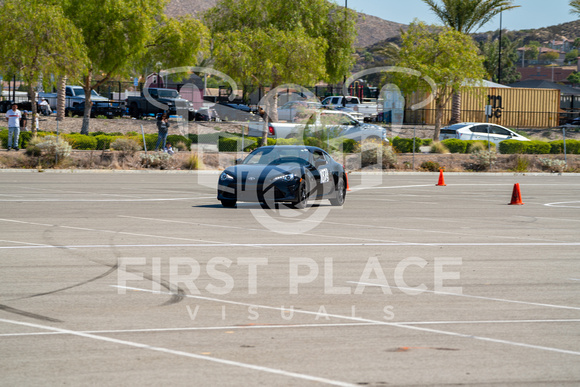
[205,0,357,144]
[398,22,486,140]
[539,52,560,62]
[0,0,86,134]
[62,0,206,134]
[567,71,580,86]
[571,0,580,15]
[205,0,356,84]
[523,45,539,60]
[565,49,579,64]
[136,15,210,79]
[421,0,519,123]
[480,36,521,84]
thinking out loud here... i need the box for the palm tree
[571,0,580,16]
[421,0,518,124]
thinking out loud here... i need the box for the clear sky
[349,0,579,32]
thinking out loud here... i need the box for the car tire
[129,103,141,119]
[292,179,310,209]
[220,199,236,208]
[329,177,346,206]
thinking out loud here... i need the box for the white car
[439,123,530,145]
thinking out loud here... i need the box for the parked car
[65,101,124,118]
[277,101,322,122]
[320,95,378,120]
[439,123,530,145]
[326,106,364,121]
[195,107,220,121]
[126,88,195,120]
[217,145,346,208]
[248,110,388,144]
[212,102,259,122]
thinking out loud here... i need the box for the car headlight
[272,173,296,182]
[220,172,234,181]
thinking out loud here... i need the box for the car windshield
[157,89,180,98]
[243,147,311,166]
[71,88,101,97]
[444,123,472,130]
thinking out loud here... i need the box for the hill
[165,0,406,48]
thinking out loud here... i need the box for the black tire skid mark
[0,304,63,323]
[11,223,187,306]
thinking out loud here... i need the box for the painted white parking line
[0,197,214,202]
[0,318,356,387]
[0,218,234,246]
[2,319,579,338]
[268,217,568,244]
[545,201,580,209]
[0,322,379,337]
[2,241,580,250]
[347,281,580,311]
[111,286,580,357]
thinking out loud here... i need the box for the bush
[188,133,198,143]
[140,152,172,168]
[361,143,397,169]
[511,156,530,172]
[167,134,191,150]
[441,138,468,153]
[341,138,359,153]
[94,134,120,150]
[420,160,441,172]
[304,137,325,150]
[422,138,433,146]
[465,140,491,153]
[499,140,529,154]
[275,138,300,146]
[27,135,72,166]
[469,150,497,171]
[218,137,239,152]
[549,139,580,154]
[539,158,567,172]
[111,138,140,155]
[525,140,550,154]
[392,137,421,153]
[62,134,98,150]
[430,142,450,154]
[183,152,204,170]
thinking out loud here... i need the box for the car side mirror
[235,158,243,165]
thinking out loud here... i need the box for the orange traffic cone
[345,171,351,191]
[509,183,524,205]
[436,169,446,186]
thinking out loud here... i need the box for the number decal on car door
[320,168,329,184]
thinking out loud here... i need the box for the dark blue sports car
[217,145,347,208]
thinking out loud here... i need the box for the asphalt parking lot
[0,170,579,386]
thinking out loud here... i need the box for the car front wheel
[220,199,236,208]
[329,177,346,206]
[292,179,310,209]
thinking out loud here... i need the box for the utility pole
[497,11,503,84]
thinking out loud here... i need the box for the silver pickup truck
[248,110,387,143]
[321,96,379,121]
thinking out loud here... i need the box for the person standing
[155,112,170,151]
[5,103,22,151]
[20,111,28,132]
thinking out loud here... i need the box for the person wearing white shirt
[39,98,51,116]
[5,104,22,151]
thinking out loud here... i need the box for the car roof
[255,145,325,152]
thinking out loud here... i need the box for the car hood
[222,163,305,180]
